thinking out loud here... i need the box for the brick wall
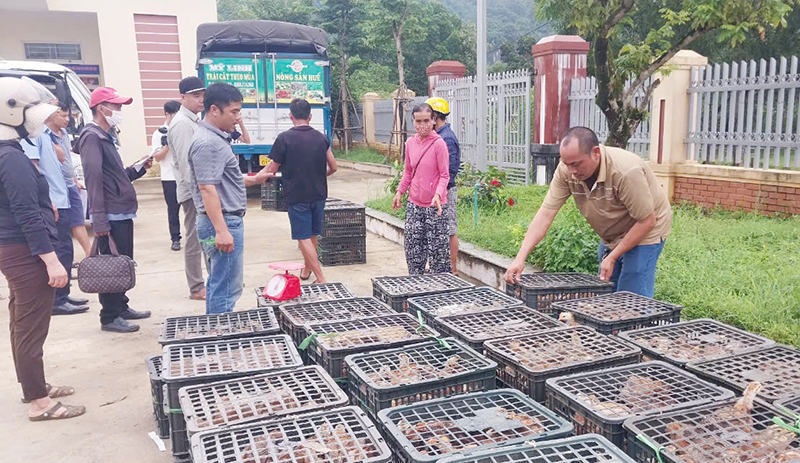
[674,177,800,215]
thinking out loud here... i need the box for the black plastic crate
[617,318,775,367]
[260,177,286,211]
[322,199,366,238]
[158,308,280,345]
[434,306,564,351]
[505,273,613,316]
[304,313,440,381]
[378,389,574,463]
[484,326,642,402]
[255,282,354,312]
[146,355,170,439]
[407,286,524,327]
[161,335,303,462]
[372,274,474,312]
[346,338,497,423]
[551,292,682,335]
[318,235,367,266]
[437,435,637,463]
[545,361,735,449]
[178,365,348,435]
[623,397,800,463]
[775,394,800,416]
[685,344,800,403]
[280,297,395,347]
[190,406,392,463]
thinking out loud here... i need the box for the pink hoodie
[397,132,450,207]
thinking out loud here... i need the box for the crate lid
[408,287,523,318]
[256,282,355,307]
[145,354,163,380]
[280,297,394,328]
[545,360,734,425]
[510,273,613,289]
[161,334,302,382]
[158,308,280,345]
[483,326,640,375]
[190,406,392,463]
[437,435,637,463]
[372,273,473,297]
[617,318,775,365]
[436,306,563,344]
[378,389,573,463]
[550,291,682,323]
[686,344,800,402]
[178,365,349,434]
[304,313,439,352]
[344,338,496,390]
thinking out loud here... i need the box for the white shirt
[151,124,175,181]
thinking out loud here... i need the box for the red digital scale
[262,262,305,302]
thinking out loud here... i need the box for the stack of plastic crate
[318,198,367,266]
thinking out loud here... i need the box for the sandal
[21,384,75,403]
[299,271,312,281]
[29,401,86,421]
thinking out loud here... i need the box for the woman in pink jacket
[392,103,451,274]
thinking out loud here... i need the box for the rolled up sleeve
[541,163,572,211]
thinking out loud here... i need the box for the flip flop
[299,271,312,281]
[21,384,75,403]
[29,402,86,421]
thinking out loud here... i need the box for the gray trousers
[181,199,206,293]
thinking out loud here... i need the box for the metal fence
[686,56,800,169]
[568,77,652,158]
[347,102,365,143]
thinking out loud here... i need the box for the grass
[333,147,389,165]
[367,188,800,347]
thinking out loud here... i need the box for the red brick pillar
[532,35,590,143]
[426,60,467,97]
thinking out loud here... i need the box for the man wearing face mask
[76,87,153,333]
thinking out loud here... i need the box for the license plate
[259,155,271,166]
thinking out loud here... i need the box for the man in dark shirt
[266,99,337,283]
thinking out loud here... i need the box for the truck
[195,20,331,174]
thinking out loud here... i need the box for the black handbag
[77,236,136,293]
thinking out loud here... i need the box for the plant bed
[436,435,637,463]
[178,365,348,435]
[407,286,523,328]
[378,388,573,463]
[624,396,800,463]
[545,361,735,449]
[345,338,497,423]
[685,344,800,403]
[255,282,355,314]
[260,177,286,212]
[280,297,395,347]
[434,306,564,351]
[190,406,392,463]
[318,235,367,266]
[145,355,170,439]
[372,274,473,312]
[506,273,613,316]
[322,198,366,238]
[551,292,682,335]
[617,318,775,367]
[484,326,642,402]
[158,308,280,345]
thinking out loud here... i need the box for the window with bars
[24,43,82,61]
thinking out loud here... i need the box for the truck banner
[267,59,325,105]
[202,58,266,104]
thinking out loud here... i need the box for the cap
[90,87,133,108]
[179,76,205,95]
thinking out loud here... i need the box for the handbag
[77,236,136,293]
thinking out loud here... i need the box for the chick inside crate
[505,272,613,316]
[544,361,735,450]
[189,406,392,463]
[372,274,474,312]
[378,389,574,463]
[434,306,564,351]
[345,338,497,421]
[280,297,395,346]
[406,286,524,327]
[255,281,355,313]
[623,390,800,463]
[483,326,642,403]
[617,318,776,366]
[550,291,682,335]
[158,308,280,345]
[436,435,638,463]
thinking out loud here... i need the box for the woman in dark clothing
[0,77,85,421]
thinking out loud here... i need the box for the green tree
[217,0,315,23]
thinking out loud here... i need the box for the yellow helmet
[425,97,450,116]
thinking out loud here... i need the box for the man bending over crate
[505,127,672,298]
[265,98,338,283]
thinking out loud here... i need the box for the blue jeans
[597,239,666,298]
[197,214,244,314]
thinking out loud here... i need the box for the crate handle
[298,333,338,350]
[416,310,451,350]
[772,416,800,435]
[636,434,665,463]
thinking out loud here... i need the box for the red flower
[508,197,516,206]
[490,179,501,187]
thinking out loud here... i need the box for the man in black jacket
[76,87,152,333]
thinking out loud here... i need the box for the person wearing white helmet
[0,77,86,421]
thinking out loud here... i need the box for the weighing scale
[263,262,305,302]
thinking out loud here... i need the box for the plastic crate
[260,177,286,211]
[161,335,303,462]
[346,338,497,423]
[545,361,735,449]
[505,273,613,316]
[685,344,800,403]
[146,355,170,439]
[322,199,366,238]
[434,306,565,351]
[158,308,280,345]
[190,406,392,463]
[378,389,574,463]
[255,282,354,312]
[437,435,637,463]
[484,326,642,402]
[623,397,800,463]
[407,286,524,327]
[280,297,395,347]
[178,365,348,435]
[551,292,682,335]
[775,394,800,416]
[372,274,474,312]
[318,235,367,266]
[617,318,775,367]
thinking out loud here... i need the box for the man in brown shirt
[505,127,672,297]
